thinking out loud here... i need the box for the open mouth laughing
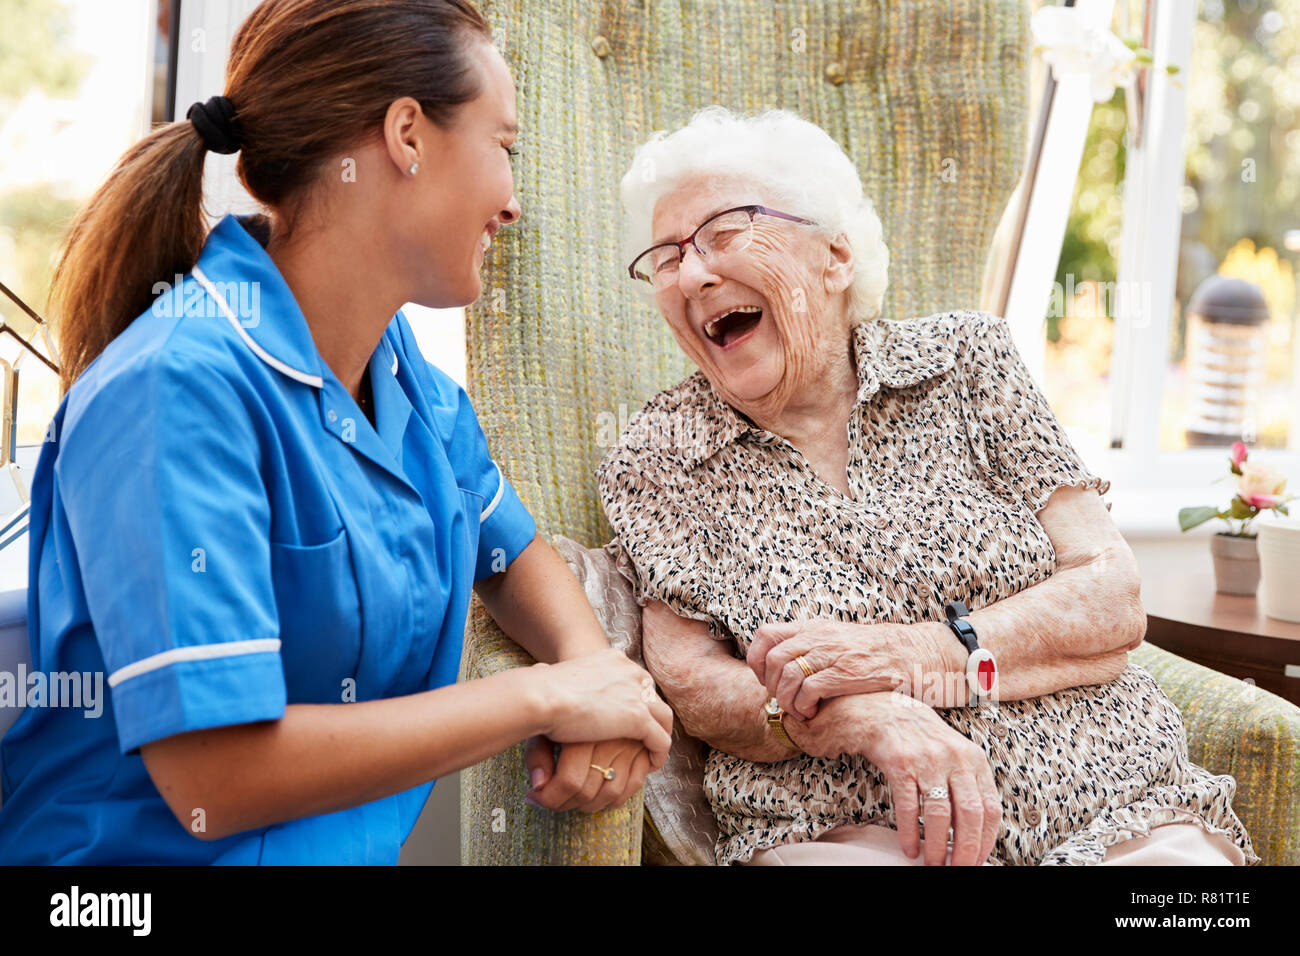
[702,304,764,350]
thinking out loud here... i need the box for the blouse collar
[636,314,959,469]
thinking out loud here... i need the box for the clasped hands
[749,617,1002,867]
[748,617,961,718]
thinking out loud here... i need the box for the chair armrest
[457,595,644,865]
[1130,642,1300,866]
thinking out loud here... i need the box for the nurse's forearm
[141,665,558,842]
[473,533,611,662]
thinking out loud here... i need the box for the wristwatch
[943,600,999,706]
[764,698,802,752]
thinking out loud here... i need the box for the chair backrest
[466,0,1030,546]
[459,0,1030,866]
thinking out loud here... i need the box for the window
[0,0,470,461]
[0,0,165,449]
[1029,0,1299,522]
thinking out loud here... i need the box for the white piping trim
[107,638,282,688]
[480,461,505,523]
[192,266,324,388]
[391,349,399,375]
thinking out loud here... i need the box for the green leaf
[1166,64,1180,74]
[1228,497,1255,520]
[1178,506,1219,531]
[1279,504,1290,516]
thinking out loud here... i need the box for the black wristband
[943,600,979,655]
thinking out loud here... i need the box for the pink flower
[1243,493,1281,509]
[1231,441,1249,469]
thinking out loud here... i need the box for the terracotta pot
[1210,533,1260,596]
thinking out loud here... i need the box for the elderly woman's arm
[751,484,1143,714]
[954,484,1143,694]
[639,599,793,763]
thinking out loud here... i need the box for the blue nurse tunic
[0,214,537,864]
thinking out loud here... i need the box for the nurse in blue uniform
[0,0,671,864]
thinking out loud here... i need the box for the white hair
[619,106,890,324]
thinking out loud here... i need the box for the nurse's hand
[533,648,673,763]
[523,736,653,813]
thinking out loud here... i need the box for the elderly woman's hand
[785,692,1001,866]
[864,693,1001,866]
[748,618,958,718]
[776,693,873,759]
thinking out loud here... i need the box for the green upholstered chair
[1129,643,1299,866]
[457,0,1300,865]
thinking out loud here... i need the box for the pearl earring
[408,162,420,176]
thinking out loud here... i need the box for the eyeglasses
[627,204,817,289]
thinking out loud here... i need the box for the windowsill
[1106,487,1221,543]
[1078,444,1299,544]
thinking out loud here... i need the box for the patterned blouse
[597,310,1259,866]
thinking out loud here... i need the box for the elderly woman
[597,107,1258,866]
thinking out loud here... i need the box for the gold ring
[590,764,616,781]
[795,655,815,678]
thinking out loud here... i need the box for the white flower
[1238,461,1288,509]
[1032,7,1139,103]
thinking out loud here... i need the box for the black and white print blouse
[597,310,1259,866]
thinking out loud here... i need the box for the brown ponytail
[49,0,491,394]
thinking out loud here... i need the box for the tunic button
[1024,807,1042,826]
[991,723,1009,738]
[327,409,338,423]
[825,61,846,85]
[591,35,611,58]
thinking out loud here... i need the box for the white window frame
[1000,0,1117,385]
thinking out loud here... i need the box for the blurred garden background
[1041,0,1300,453]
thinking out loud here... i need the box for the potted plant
[1179,442,1294,595]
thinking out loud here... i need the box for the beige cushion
[552,535,719,866]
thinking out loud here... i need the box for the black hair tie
[187,95,244,154]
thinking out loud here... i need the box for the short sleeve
[55,352,286,755]
[436,369,537,582]
[596,452,722,637]
[960,311,1111,515]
